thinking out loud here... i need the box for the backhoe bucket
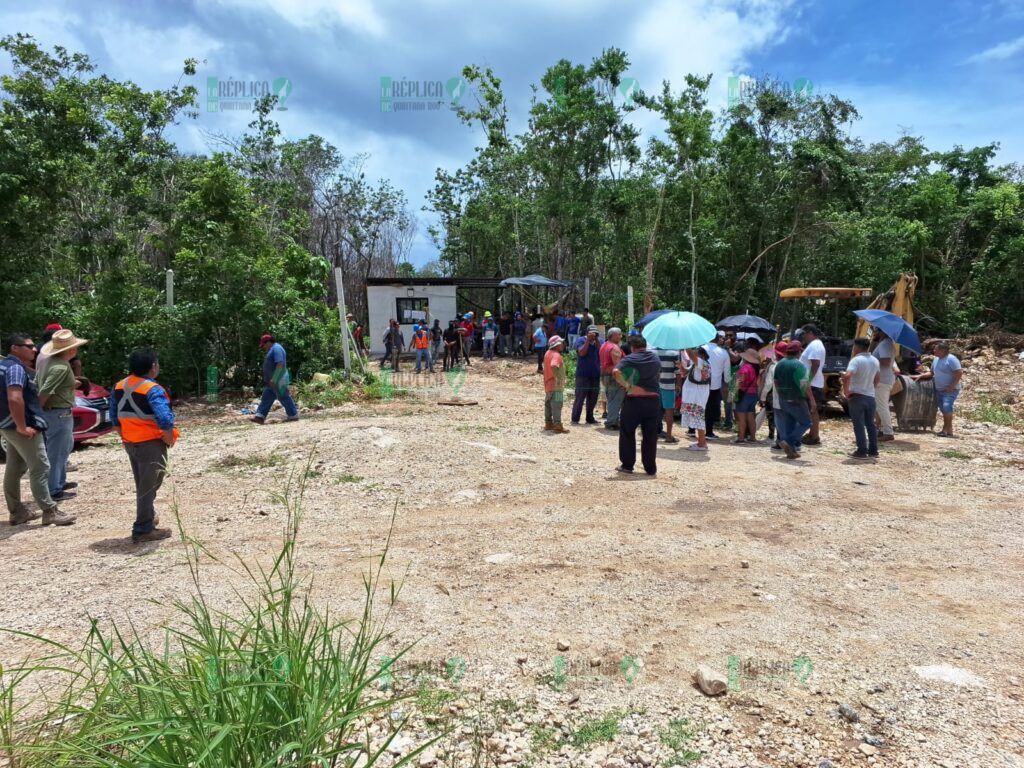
[891,375,937,431]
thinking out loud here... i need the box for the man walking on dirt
[543,335,568,433]
[799,325,826,445]
[251,334,300,424]
[0,333,75,526]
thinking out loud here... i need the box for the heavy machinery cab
[777,287,873,410]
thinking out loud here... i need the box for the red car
[73,383,115,444]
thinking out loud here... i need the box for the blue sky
[2,0,1023,266]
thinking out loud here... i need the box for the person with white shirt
[870,328,897,442]
[701,331,731,440]
[798,325,827,444]
[842,337,881,459]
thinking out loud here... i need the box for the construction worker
[252,334,299,424]
[410,323,433,373]
[110,349,178,543]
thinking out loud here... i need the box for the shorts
[937,390,959,414]
[735,392,759,413]
[660,389,676,410]
[811,386,825,407]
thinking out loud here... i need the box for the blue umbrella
[853,309,921,353]
[636,308,675,327]
[641,311,718,350]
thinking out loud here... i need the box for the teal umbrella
[641,311,718,350]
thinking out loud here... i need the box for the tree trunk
[643,179,668,315]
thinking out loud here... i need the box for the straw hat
[740,348,761,365]
[40,329,89,357]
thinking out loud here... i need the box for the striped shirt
[654,349,680,392]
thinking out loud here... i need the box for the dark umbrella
[636,308,676,327]
[716,314,776,335]
[853,309,922,353]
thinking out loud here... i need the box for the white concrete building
[365,278,459,355]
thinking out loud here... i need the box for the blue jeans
[937,390,959,414]
[431,340,442,364]
[776,398,811,451]
[43,408,74,495]
[257,385,298,419]
[848,392,878,455]
[483,339,495,359]
[415,347,433,371]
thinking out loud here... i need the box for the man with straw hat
[37,329,89,501]
[0,333,76,526]
[543,335,568,433]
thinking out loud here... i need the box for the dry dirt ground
[2,355,1023,768]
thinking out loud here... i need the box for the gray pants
[1,427,55,515]
[603,375,625,427]
[43,408,74,495]
[544,391,564,425]
[124,439,168,536]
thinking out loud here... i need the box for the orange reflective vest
[413,331,430,349]
[114,375,179,444]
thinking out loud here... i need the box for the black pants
[536,347,545,372]
[619,396,661,475]
[705,387,722,434]
[443,344,458,371]
[571,376,600,422]
[124,439,167,536]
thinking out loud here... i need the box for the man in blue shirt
[512,313,527,357]
[571,325,603,424]
[566,313,581,349]
[251,334,299,425]
[916,341,963,437]
[1,333,75,526]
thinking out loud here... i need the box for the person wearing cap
[442,320,461,371]
[702,331,731,440]
[409,322,433,373]
[842,337,881,460]
[798,324,827,444]
[459,314,475,365]
[733,346,762,443]
[481,312,497,361]
[600,328,624,429]
[37,329,89,501]
[914,341,963,437]
[1,333,76,526]
[543,335,568,433]
[110,348,178,543]
[613,333,662,475]
[773,341,811,459]
[251,334,299,424]
[571,325,602,425]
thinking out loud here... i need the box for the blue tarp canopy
[499,274,574,288]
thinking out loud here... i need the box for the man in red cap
[251,334,299,425]
[772,341,811,459]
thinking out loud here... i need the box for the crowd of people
[537,320,964,478]
[2,307,965,542]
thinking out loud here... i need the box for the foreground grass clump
[0,461,430,768]
[969,397,1019,427]
[659,718,702,765]
[210,450,288,470]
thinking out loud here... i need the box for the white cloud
[964,34,1024,63]
[209,0,386,37]
[628,0,797,107]
[97,20,224,89]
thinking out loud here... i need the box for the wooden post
[334,267,351,377]
[627,286,634,328]
[166,269,174,308]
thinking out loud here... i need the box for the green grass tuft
[969,397,1018,427]
[570,710,622,747]
[940,448,971,460]
[0,455,434,768]
[210,451,287,470]
[659,718,702,765]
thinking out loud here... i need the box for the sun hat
[740,348,761,365]
[40,329,89,357]
[548,335,564,349]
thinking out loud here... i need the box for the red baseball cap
[259,334,274,345]
[786,341,803,354]
[45,323,63,332]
